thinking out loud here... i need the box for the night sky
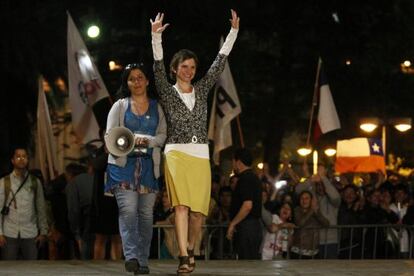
[2,0,414,174]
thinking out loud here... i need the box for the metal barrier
[152,224,414,260]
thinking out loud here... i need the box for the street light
[359,117,412,159]
[324,148,336,157]
[297,147,312,156]
[87,25,100,38]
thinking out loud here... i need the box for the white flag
[317,60,340,134]
[34,76,60,181]
[208,38,241,165]
[67,12,109,144]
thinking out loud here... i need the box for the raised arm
[219,9,240,56]
[150,13,171,97]
[150,12,169,61]
[196,10,240,92]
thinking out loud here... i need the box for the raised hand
[229,9,240,29]
[150,12,170,33]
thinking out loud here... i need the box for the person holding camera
[105,63,166,274]
[0,147,48,260]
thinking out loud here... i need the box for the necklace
[131,98,149,116]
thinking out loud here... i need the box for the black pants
[234,218,262,260]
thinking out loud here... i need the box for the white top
[174,85,195,111]
[165,144,209,159]
[261,215,292,260]
[390,203,409,252]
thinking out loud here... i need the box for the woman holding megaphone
[104,63,167,275]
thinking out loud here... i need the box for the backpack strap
[3,175,11,206]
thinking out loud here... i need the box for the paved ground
[0,260,413,275]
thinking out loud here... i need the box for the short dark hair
[394,183,408,194]
[65,163,87,178]
[299,190,313,200]
[341,184,358,193]
[11,147,28,159]
[169,49,199,80]
[233,148,253,167]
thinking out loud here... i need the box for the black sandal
[187,249,196,270]
[177,255,192,275]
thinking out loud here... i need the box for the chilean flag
[335,137,386,174]
[313,60,341,141]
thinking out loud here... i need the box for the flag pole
[305,57,323,148]
[236,115,245,148]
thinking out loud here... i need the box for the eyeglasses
[15,156,27,161]
[125,63,144,70]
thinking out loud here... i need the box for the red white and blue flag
[335,137,386,174]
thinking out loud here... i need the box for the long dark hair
[114,62,153,100]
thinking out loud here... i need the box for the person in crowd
[48,163,85,260]
[361,188,399,259]
[295,165,340,258]
[150,10,239,274]
[261,202,295,260]
[211,174,221,203]
[105,62,167,274]
[265,160,300,214]
[155,198,178,259]
[65,161,95,260]
[207,186,233,259]
[153,188,174,259]
[229,175,238,192]
[337,185,364,259]
[226,148,262,260]
[88,139,122,260]
[389,184,410,258]
[290,191,330,259]
[0,147,48,260]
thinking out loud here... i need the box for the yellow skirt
[164,150,211,216]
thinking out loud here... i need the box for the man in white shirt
[0,148,48,260]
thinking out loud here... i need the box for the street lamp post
[359,117,412,163]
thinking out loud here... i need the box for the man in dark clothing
[227,148,262,260]
[361,189,399,259]
[65,163,94,260]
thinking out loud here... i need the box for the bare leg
[174,205,189,256]
[93,234,107,260]
[110,234,123,260]
[188,211,203,266]
[174,205,192,272]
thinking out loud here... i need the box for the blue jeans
[115,189,156,266]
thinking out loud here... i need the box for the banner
[34,76,60,181]
[208,38,241,164]
[67,12,109,144]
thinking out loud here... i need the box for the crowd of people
[1,147,414,264]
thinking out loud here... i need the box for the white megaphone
[105,127,135,157]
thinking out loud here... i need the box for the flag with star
[335,137,385,174]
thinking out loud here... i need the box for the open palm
[150,12,169,33]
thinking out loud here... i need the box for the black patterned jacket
[153,54,227,144]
